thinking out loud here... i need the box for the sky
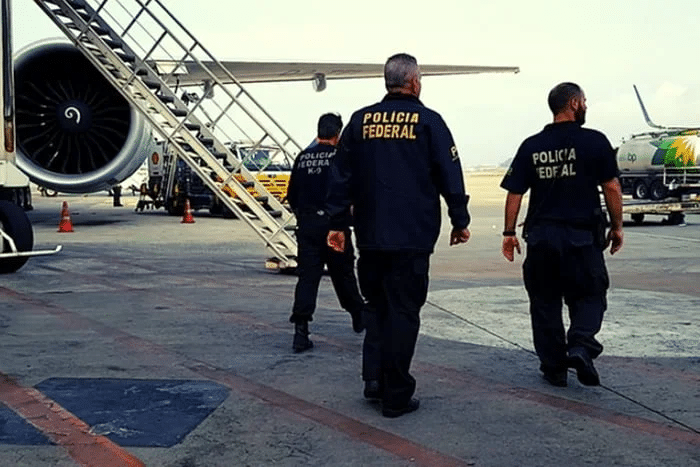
[9,0,700,167]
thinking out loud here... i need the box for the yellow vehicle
[225,144,292,204]
[149,141,293,216]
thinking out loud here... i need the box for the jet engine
[13,41,154,193]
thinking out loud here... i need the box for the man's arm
[601,177,623,254]
[325,126,354,252]
[502,192,523,261]
[430,115,470,245]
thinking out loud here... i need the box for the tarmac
[0,175,698,467]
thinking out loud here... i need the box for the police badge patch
[451,146,459,162]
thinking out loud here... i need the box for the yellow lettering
[363,125,369,139]
[400,125,409,139]
[391,125,400,138]
[409,125,417,139]
[363,113,372,124]
[396,112,405,123]
[384,124,392,136]
[410,113,419,123]
[372,113,381,123]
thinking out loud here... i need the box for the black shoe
[542,370,567,387]
[568,349,600,386]
[293,322,313,353]
[350,310,365,333]
[382,398,420,418]
[363,380,381,401]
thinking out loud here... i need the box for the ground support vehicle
[1,0,59,273]
[621,196,700,225]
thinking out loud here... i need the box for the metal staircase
[34,0,302,269]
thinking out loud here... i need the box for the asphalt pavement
[0,189,698,467]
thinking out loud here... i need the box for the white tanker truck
[617,86,700,201]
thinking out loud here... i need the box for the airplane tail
[633,85,666,130]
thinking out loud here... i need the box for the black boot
[293,321,313,353]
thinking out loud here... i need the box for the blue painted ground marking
[0,404,53,445]
[34,378,230,447]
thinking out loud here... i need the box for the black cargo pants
[358,250,430,410]
[523,224,609,373]
[289,212,364,324]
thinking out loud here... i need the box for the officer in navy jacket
[501,82,624,388]
[326,53,471,418]
[287,113,366,353]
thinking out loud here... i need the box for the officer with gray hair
[326,53,470,417]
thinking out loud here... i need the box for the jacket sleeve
[325,126,353,230]
[430,115,470,229]
[286,155,301,213]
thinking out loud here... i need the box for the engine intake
[14,41,153,193]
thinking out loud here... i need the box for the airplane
[2,0,518,273]
[11,38,519,196]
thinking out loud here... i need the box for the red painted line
[420,363,700,447]
[0,373,145,467]
[0,287,474,467]
[3,279,699,461]
[187,363,473,467]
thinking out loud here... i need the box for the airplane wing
[150,60,520,90]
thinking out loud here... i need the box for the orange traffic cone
[181,199,195,224]
[58,201,74,232]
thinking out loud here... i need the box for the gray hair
[384,53,419,90]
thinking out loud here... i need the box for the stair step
[38,0,298,265]
[142,78,161,88]
[117,52,136,63]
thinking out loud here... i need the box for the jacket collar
[382,92,424,106]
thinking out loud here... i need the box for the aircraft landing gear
[0,200,34,274]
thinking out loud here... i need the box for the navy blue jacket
[287,142,337,216]
[326,93,470,253]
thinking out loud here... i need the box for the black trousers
[523,227,609,372]
[290,214,364,323]
[358,250,429,409]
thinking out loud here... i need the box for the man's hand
[327,230,346,252]
[606,227,623,255]
[450,227,470,246]
[502,236,521,262]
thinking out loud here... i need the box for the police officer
[287,113,365,353]
[501,82,623,387]
[326,53,471,417]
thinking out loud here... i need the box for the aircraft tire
[0,200,34,274]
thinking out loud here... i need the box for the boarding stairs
[34,0,302,270]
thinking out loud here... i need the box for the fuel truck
[617,86,700,201]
